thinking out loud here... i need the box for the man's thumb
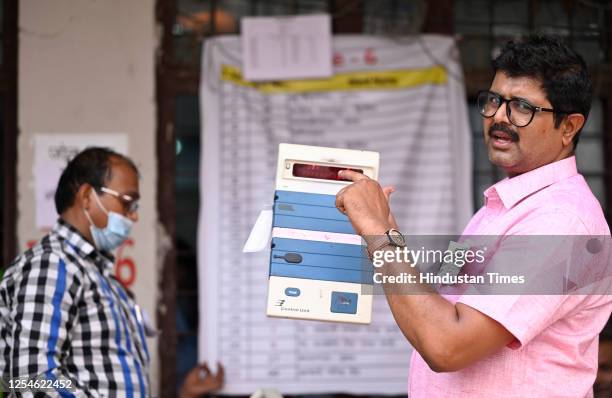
[382,186,396,201]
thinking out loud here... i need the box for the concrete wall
[18,0,159,392]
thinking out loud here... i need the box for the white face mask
[83,190,133,251]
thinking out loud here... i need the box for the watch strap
[365,235,393,259]
[365,229,404,259]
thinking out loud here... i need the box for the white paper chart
[198,35,473,394]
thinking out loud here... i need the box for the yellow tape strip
[220,64,448,93]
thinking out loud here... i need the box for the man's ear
[77,184,94,211]
[561,113,585,147]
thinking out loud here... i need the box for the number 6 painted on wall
[115,238,136,287]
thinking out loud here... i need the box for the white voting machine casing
[267,143,379,324]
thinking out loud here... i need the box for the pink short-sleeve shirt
[408,156,612,398]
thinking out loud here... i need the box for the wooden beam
[603,7,612,223]
[331,0,363,33]
[2,0,18,268]
[423,0,453,34]
[156,0,178,397]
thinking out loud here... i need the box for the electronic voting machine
[266,144,379,324]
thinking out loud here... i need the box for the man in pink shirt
[336,35,611,397]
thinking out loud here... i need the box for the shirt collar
[484,156,578,209]
[53,218,115,267]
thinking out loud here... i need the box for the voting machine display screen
[267,144,379,324]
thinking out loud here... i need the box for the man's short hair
[492,35,592,148]
[54,147,138,214]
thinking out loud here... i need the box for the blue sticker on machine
[273,190,355,234]
[270,237,374,284]
[330,291,358,314]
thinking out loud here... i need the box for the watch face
[388,229,406,246]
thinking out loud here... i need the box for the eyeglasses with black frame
[476,90,559,128]
[100,186,139,214]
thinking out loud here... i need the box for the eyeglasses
[477,90,558,128]
[100,187,139,213]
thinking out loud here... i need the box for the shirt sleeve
[458,209,607,349]
[3,251,94,397]
[459,294,573,349]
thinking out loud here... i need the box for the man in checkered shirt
[0,147,150,397]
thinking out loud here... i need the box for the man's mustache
[488,123,519,142]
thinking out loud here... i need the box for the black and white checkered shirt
[0,219,150,397]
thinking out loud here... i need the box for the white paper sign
[241,14,332,81]
[34,134,129,229]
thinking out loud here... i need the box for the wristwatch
[366,228,406,258]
